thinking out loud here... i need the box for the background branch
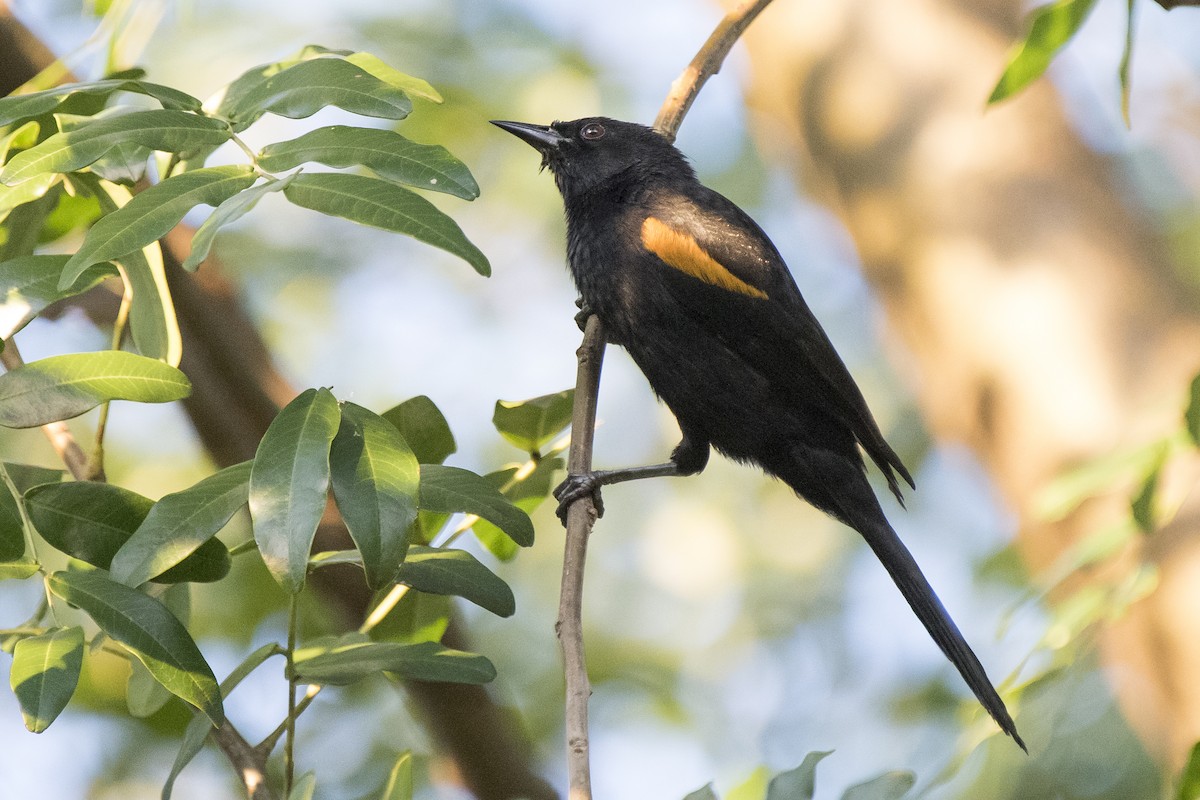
[555,2,777,796]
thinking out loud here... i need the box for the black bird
[493,116,1025,750]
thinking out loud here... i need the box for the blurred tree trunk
[737,0,1200,764]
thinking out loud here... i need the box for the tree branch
[555,2,777,797]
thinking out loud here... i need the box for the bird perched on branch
[492,116,1025,750]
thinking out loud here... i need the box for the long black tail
[770,446,1026,751]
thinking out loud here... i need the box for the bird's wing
[643,189,914,498]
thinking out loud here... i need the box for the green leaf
[25,481,230,583]
[0,173,60,223]
[493,390,573,453]
[330,402,419,589]
[0,188,57,261]
[418,465,534,547]
[10,626,84,733]
[0,110,231,185]
[1131,450,1167,534]
[0,120,39,163]
[472,458,563,561]
[293,639,495,685]
[0,351,191,428]
[988,0,1098,104]
[223,57,412,131]
[46,570,223,724]
[0,79,201,127]
[289,773,317,800]
[381,752,414,800]
[60,165,257,288]
[397,545,515,617]
[765,752,833,800]
[1118,0,1135,128]
[682,784,720,800]
[381,395,456,465]
[0,462,62,562]
[259,126,478,199]
[0,255,116,340]
[127,654,172,718]
[840,771,915,800]
[0,562,39,580]
[1177,741,1200,800]
[182,174,295,271]
[111,461,251,586]
[250,388,341,593]
[283,173,489,275]
[1185,373,1200,446]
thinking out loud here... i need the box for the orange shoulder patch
[640,217,768,300]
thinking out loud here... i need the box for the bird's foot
[573,297,595,332]
[554,472,604,523]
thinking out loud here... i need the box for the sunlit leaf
[127,654,172,718]
[765,752,833,800]
[1,110,230,185]
[61,165,257,287]
[473,458,562,561]
[250,388,341,593]
[223,57,412,131]
[1177,741,1200,800]
[293,639,495,685]
[418,465,533,547]
[111,461,251,586]
[259,126,478,199]
[282,173,489,275]
[988,0,1098,104]
[46,570,223,724]
[0,173,60,224]
[492,390,573,453]
[0,79,201,127]
[330,402,419,589]
[397,545,515,617]
[381,395,456,465]
[0,351,190,428]
[10,626,84,733]
[0,255,117,340]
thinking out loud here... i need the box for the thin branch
[212,721,275,800]
[555,2,778,797]
[0,340,93,481]
[652,0,777,142]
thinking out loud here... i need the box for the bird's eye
[580,122,605,140]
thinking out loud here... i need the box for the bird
[492,116,1025,751]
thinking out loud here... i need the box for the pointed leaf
[682,785,720,800]
[766,752,833,800]
[0,173,60,222]
[10,626,84,733]
[0,79,201,127]
[0,463,62,562]
[183,174,295,271]
[250,388,341,593]
[988,0,1099,104]
[46,570,222,724]
[111,461,251,586]
[381,751,414,800]
[289,773,317,800]
[1178,741,1200,800]
[293,639,495,685]
[127,654,172,717]
[61,165,257,287]
[224,57,412,131]
[0,255,117,340]
[344,53,442,103]
[472,458,563,562]
[1,110,231,185]
[259,126,478,199]
[25,481,230,583]
[840,771,915,800]
[381,395,456,465]
[0,351,190,428]
[330,402,419,589]
[493,390,573,453]
[283,173,489,275]
[397,545,515,617]
[1185,372,1200,446]
[419,465,533,547]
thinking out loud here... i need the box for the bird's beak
[490,120,566,154]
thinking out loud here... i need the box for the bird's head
[491,117,692,199]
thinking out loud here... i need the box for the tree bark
[736,0,1200,764]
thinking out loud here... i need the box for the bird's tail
[769,447,1026,751]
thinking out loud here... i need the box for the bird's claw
[573,298,596,332]
[554,472,604,523]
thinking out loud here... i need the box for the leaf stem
[91,279,133,479]
[284,592,299,797]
